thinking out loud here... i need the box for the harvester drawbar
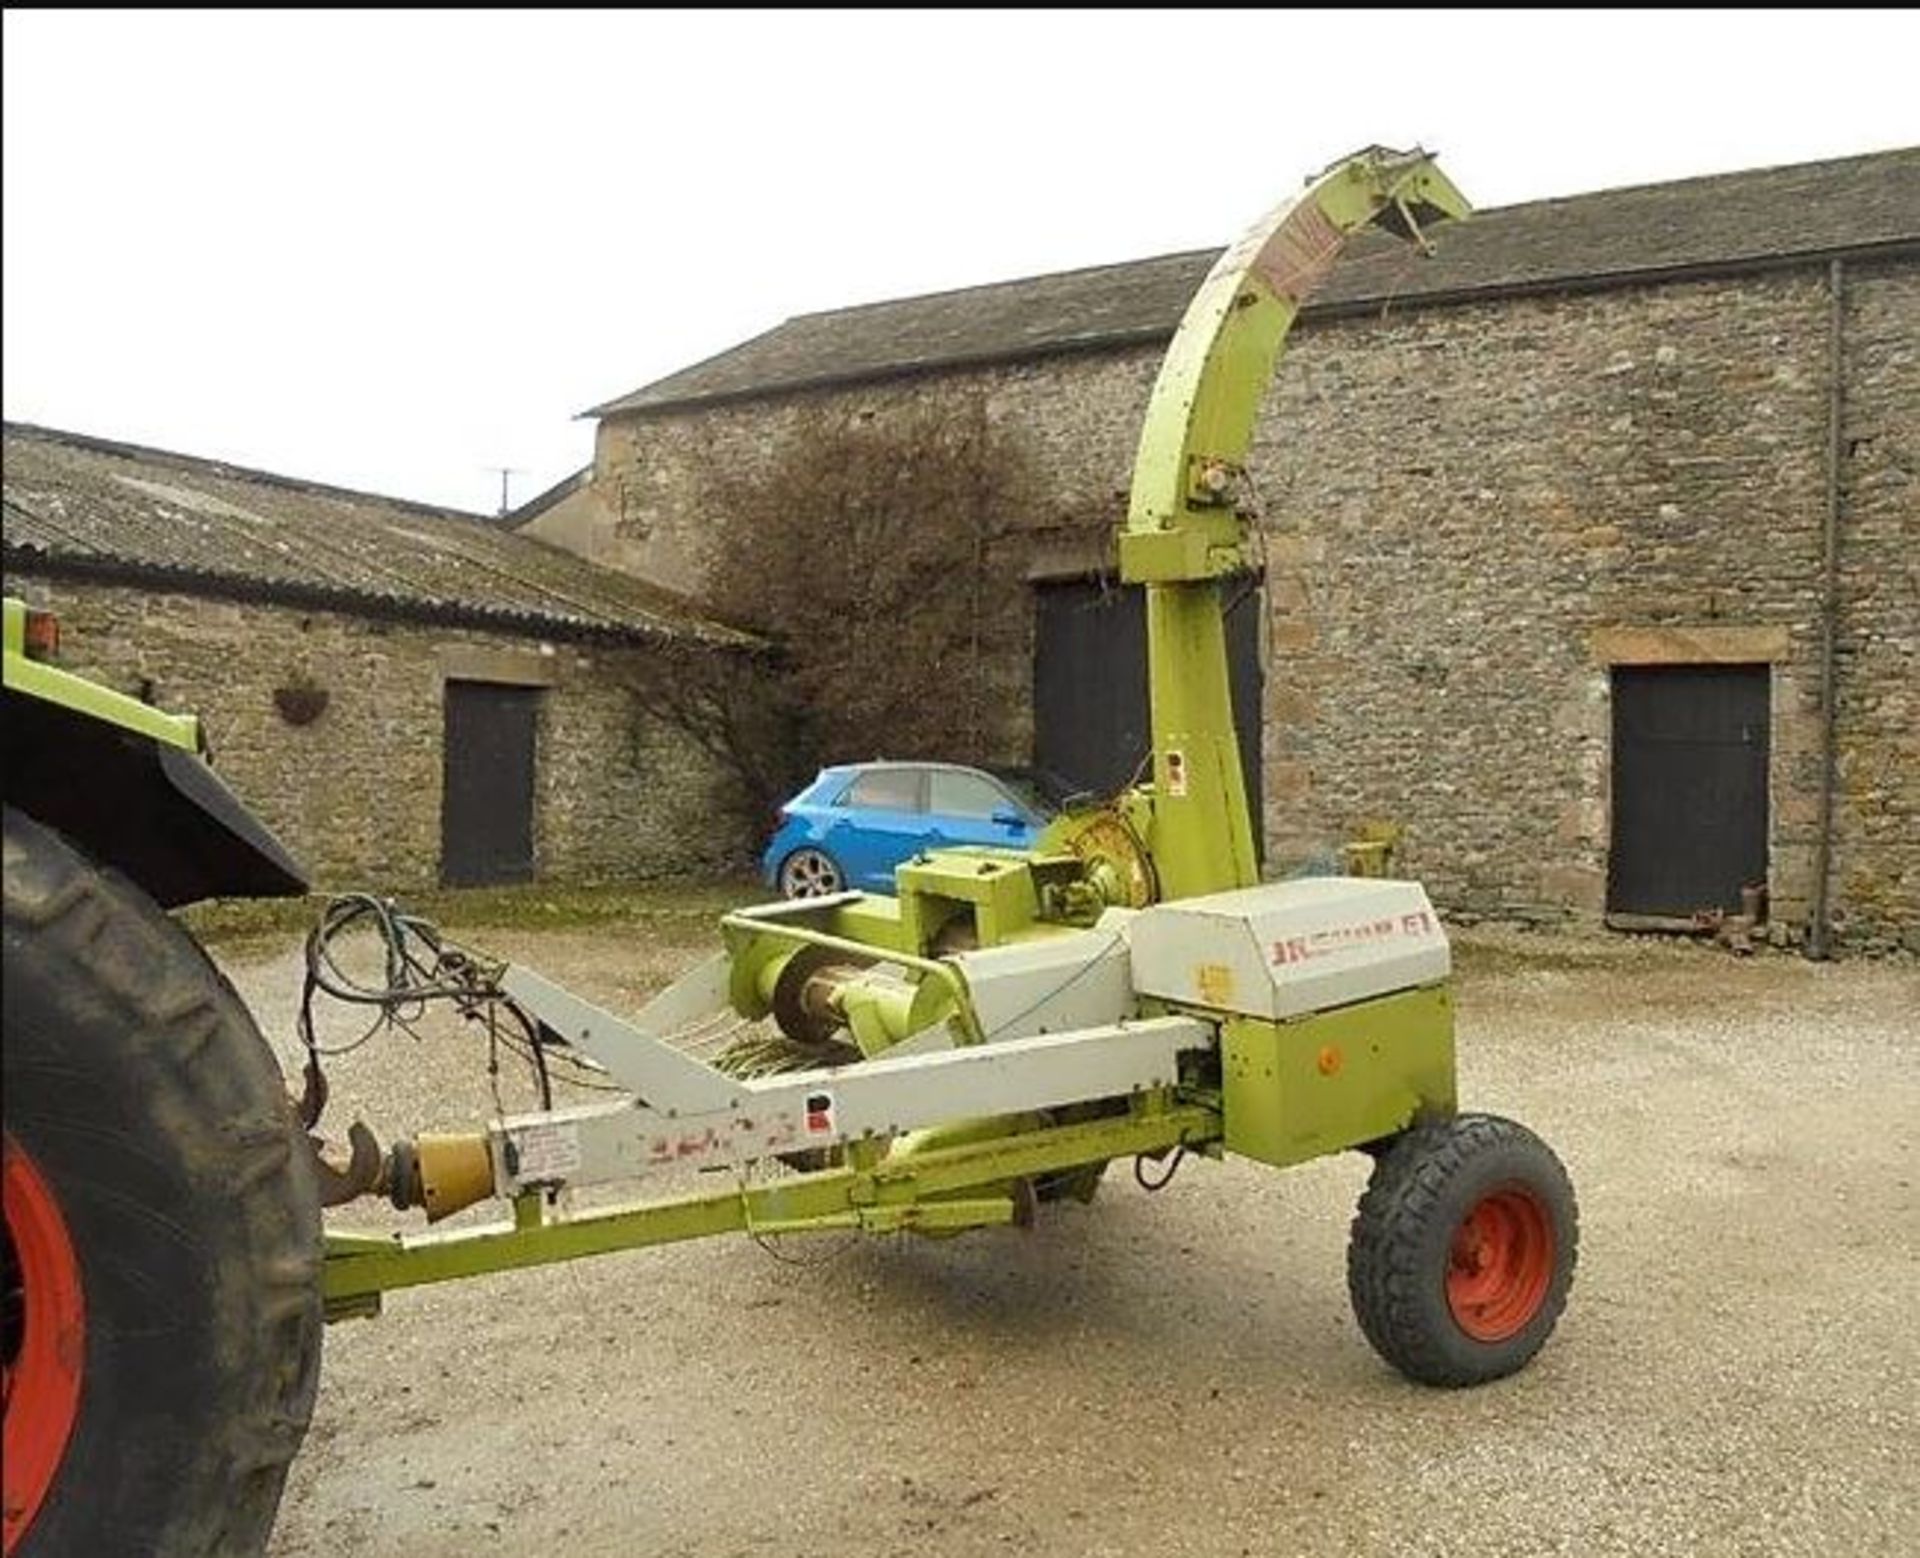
[314,146,1579,1390]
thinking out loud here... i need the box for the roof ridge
[582,320,799,419]
[789,146,1920,322]
[1496,142,1920,211]
[790,246,1218,323]
[588,145,1920,419]
[1,420,491,524]
[600,144,1920,404]
[3,422,758,648]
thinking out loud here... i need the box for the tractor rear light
[23,608,60,661]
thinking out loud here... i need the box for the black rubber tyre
[3,808,323,1556]
[1347,1113,1577,1388]
[777,847,844,898]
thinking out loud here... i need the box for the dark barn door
[441,680,539,887]
[1033,579,1263,850]
[1608,665,1769,918]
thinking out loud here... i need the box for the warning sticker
[510,1121,582,1182]
[1196,962,1236,1006]
[803,1090,837,1136]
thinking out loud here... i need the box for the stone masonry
[561,256,1918,952]
[6,577,741,892]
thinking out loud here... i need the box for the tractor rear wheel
[1346,1113,1576,1387]
[2,808,323,1556]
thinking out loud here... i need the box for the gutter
[1807,258,1846,959]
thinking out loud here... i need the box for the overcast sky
[5,9,1916,516]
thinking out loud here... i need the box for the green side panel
[817,894,915,953]
[1220,984,1456,1167]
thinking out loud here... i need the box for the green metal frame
[324,1098,1220,1320]
[1121,149,1469,901]
[4,597,308,904]
[315,148,1472,1314]
[719,908,984,1043]
[3,597,201,751]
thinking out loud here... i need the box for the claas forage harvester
[2,146,1576,1557]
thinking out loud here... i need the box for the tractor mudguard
[4,687,308,907]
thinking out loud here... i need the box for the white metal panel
[948,926,1135,1043]
[501,963,738,1111]
[493,1014,1214,1191]
[622,951,733,1044]
[1125,878,1449,1019]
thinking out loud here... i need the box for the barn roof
[591,146,1920,418]
[1,423,753,648]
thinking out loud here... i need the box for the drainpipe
[1807,258,1844,960]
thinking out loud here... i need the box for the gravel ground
[215,913,1919,1558]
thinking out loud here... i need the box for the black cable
[1133,1144,1187,1191]
[296,893,594,1124]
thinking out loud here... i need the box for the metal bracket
[307,1120,385,1208]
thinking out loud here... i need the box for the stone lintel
[440,643,557,687]
[1024,539,1116,583]
[1589,624,1792,665]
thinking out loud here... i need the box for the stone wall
[1258,273,1829,924]
[584,353,1162,766]
[572,258,1917,951]
[1833,260,1920,948]
[6,578,746,892]
[1253,263,1916,953]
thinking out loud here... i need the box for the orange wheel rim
[1445,1186,1554,1343]
[3,1136,87,1554]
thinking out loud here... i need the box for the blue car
[762,761,1076,897]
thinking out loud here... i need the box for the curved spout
[1120,147,1470,900]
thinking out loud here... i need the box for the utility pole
[488,466,523,518]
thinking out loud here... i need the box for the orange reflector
[23,609,60,661]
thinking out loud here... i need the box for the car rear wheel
[778,847,844,898]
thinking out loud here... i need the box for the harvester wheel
[1346,1113,1576,1388]
[2,808,322,1556]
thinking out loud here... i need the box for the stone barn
[3,422,755,891]
[523,148,1919,954]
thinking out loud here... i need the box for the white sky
[5,8,1916,516]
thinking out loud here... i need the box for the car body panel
[762,761,1061,896]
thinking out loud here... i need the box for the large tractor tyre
[2,807,323,1557]
[1347,1113,1577,1388]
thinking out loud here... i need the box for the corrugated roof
[1,424,755,648]
[592,147,1920,417]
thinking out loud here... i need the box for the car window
[929,769,1013,819]
[843,768,923,811]
[985,766,1072,818]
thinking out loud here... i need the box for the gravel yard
[216,904,1918,1558]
